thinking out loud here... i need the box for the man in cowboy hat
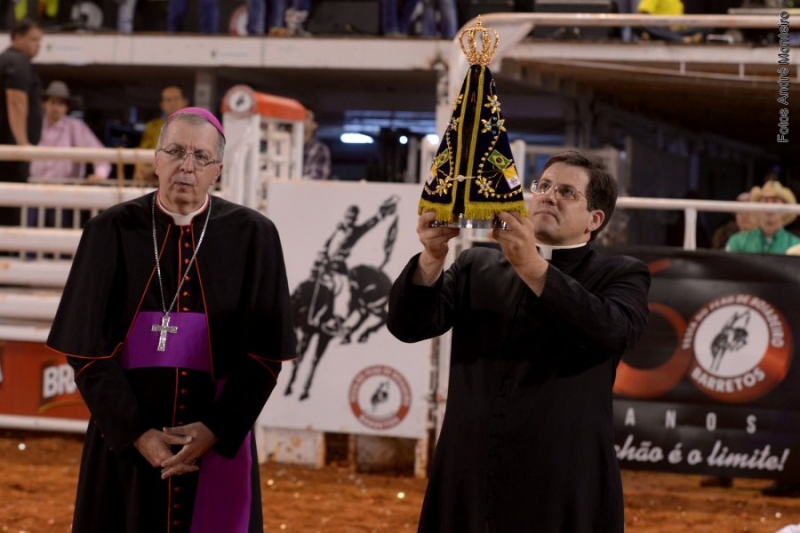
[30,80,111,184]
[725,180,800,254]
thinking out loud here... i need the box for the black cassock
[388,245,650,533]
[47,192,295,533]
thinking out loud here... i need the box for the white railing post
[683,207,698,251]
[222,112,261,208]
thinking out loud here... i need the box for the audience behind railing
[0,0,772,39]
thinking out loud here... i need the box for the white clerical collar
[537,242,587,260]
[157,194,209,226]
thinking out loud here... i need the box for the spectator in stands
[27,81,110,232]
[30,81,111,184]
[247,0,311,36]
[284,3,311,35]
[14,0,58,24]
[710,191,758,249]
[381,0,458,38]
[302,110,331,180]
[422,0,458,39]
[637,0,704,43]
[611,0,637,41]
[721,180,800,498]
[167,0,219,33]
[726,180,800,254]
[0,19,42,228]
[118,0,138,33]
[135,85,189,184]
[381,0,418,37]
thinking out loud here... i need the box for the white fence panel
[260,180,433,440]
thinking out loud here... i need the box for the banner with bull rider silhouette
[261,180,431,439]
[612,247,800,481]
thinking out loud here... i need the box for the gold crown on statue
[459,16,500,66]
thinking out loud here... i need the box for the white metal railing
[456,196,800,252]
[0,181,154,259]
[0,145,157,244]
[4,191,799,307]
[0,179,154,342]
[468,12,786,29]
[0,182,151,208]
[617,197,800,251]
[0,145,153,165]
[0,414,88,433]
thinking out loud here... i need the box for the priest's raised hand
[412,211,459,287]
[492,210,548,296]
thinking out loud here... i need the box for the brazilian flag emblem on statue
[420,19,527,226]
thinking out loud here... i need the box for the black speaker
[307,0,380,35]
[531,0,611,39]
[457,0,515,28]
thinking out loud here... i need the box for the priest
[389,151,650,532]
[47,107,295,533]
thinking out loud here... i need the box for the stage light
[340,133,374,144]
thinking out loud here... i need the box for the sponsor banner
[0,341,89,421]
[613,248,800,480]
[615,401,796,478]
[261,181,432,439]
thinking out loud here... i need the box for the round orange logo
[349,365,412,430]
[681,295,792,403]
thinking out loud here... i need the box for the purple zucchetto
[168,107,225,139]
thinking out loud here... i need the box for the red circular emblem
[681,294,792,403]
[348,365,412,430]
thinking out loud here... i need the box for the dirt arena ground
[2,431,800,533]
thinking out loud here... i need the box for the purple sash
[121,311,252,533]
[121,312,211,371]
[191,416,253,533]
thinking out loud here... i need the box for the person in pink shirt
[27,80,111,233]
[29,80,111,184]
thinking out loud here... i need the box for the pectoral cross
[152,315,178,352]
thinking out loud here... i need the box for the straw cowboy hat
[751,180,797,226]
[43,80,71,101]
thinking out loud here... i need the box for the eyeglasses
[158,147,219,169]
[530,180,586,201]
